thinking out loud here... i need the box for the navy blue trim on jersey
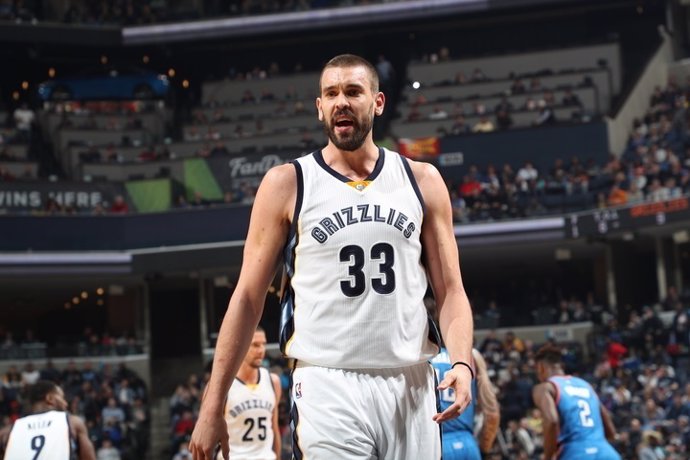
[235,368,261,386]
[399,154,426,213]
[427,312,442,351]
[65,412,78,460]
[266,369,277,398]
[279,286,296,354]
[279,161,302,354]
[313,147,385,183]
[433,365,443,459]
[290,160,304,242]
[290,395,303,460]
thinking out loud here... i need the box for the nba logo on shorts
[294,382,302,399]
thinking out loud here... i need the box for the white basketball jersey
[219,368,276,460]
[4,410,73,460]
[280,147,440,368]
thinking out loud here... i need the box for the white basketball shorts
[290,361,441,460]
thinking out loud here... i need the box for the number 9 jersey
[280,148,440,369]
[4,410,75,460]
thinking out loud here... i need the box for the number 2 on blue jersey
[577,399,595,427]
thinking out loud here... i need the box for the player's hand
[189,411,229,460]
[432,365,473,423]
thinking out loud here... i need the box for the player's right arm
[70,415,96,460]
[473,349,500,454]
[190,164,296,460]
[532,382,559,460]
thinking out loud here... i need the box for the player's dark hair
[534,344,563,365]
[28,380,59,405]
[320,54,379,93]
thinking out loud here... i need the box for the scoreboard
[566,197,690,238]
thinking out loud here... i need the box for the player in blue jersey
[432,348,500,459]
[532,344,620,460]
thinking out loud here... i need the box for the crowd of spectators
[74,327,144,358]
[1,0,453,25]
[398,41,597,135]
[55,0,417,25]
[0,104,36,183]
[0,359,150,459]
[6,51,690,223]
[0,326,144,360]
[61,0,160,25]
[174,185,258,209]
[470,292,611,331]
[13,105,690,218]
[447,76,690,223]
[0,0,37,23]
[403,76,589,133]
[167,290,690,460]
[613,76,690,206]
[448,158,596,222]
[0,328,46,361]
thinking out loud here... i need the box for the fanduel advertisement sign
[207,151,307,190]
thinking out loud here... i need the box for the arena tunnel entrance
[148,276,203,397]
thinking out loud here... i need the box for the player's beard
[324,108,374,151]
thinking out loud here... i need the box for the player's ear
[316,98,324,121]
[374,91,385,116]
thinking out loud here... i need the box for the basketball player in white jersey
[0,380,96,460]
[217,326,281,460]
[190,54,474,460]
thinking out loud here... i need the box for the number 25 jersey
[280,148,439,369]
[221,368,276,460]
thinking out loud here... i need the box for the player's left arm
[599,402,617,443]
[69,414,97,460]
[270,372,282,459]
[473,349,500,453]
[410,160,474,422]
[532,383,559,460]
